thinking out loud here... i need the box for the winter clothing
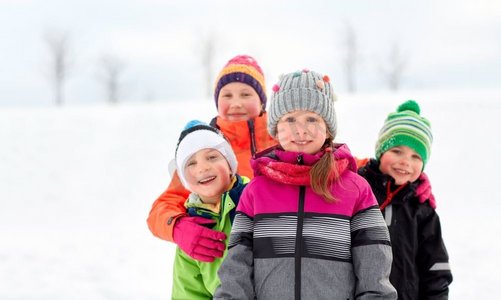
[209,114,276,177]
[375,100,433,168]
[148,53,275,255]
[214,54,267,109]
[175,120,238,190]
[358,159,452,300]
[356,158,436,207]
[172,216,226,263]
[415,172,437,209]
[147,112,276,242]
[268,69,337,137]
[172,174,249,300]
[214,144,397,300]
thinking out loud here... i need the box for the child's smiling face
[379,146,423,185]
[217,82,262,121]
[275,110,328,155]
[184,148,232,204]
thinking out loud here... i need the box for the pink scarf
[254,152,350,186]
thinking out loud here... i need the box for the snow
[1,90,500,299]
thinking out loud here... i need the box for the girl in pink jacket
[214,69,397,300]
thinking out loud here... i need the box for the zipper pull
[297,153,303,165]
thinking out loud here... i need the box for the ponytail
[310,137,339,202]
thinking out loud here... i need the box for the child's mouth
[198,176,216,184]
[393,168,410,175]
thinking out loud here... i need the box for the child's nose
[197,162,210,172]
[294,123,309,136]
[294,130,306,139]
[231,101,243,108]
[399,156,411,165]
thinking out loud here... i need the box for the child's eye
[412,154,422,161]
[285,117,295,123]
[241,93,251,97]
[391,148,401,154]
[208,155,218,160]
[306,117,318,122]
[186,160,196,167]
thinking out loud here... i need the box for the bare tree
[380,43,408,91]
[342,22,358,93]
[98,55,126,104]
[201,32,217,98]
[43,30,73,106]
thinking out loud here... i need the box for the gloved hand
[173,216,227,262]
[416,172,437,209]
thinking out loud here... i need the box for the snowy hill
[1,90,500,299]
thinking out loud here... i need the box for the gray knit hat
[267,69,337,137]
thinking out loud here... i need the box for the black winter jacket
[358,159,453,300]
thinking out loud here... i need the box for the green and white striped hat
[375,100,433,168]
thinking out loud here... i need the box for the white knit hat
[175,120,237,190]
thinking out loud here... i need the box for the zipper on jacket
[247,119,257,156]
[295,153,305,300]
[218,191,227,226]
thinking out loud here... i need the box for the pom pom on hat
[267,69,337,138]
[175,120,238,190]
[183,120,205,130]
[375,100,433,168]
[214,54,267,110]
[397,100,420,115]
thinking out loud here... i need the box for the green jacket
[172,175,249,300]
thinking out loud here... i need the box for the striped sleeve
[214,184,256,300]
[228,212,254,249]
[351,180,397,299]
[351,205,391,247]
[228,182,255,249]
[351,179,391,247]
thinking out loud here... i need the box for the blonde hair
[310,137,339,202]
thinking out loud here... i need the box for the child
[171,120,249,299]
[147,55,276,262]
[357,100,453,299]
[214,70,397,299]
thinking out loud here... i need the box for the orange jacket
[147,113,277,242]
[355,157,369,170]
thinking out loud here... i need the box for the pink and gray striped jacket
[214,144,397,300]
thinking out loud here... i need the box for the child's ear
[259,104,265,117]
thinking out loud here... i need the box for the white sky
[0,0,500,106]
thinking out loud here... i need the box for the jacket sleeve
[172,248,212,300]
[351,181,397,299]
[417,208,453,299]
[147,170,190,242]
[354,157,370,170]
[213,187,255,300]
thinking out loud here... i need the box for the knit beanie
[214,54,267,110]
[267,69,337,137]
[375,100,433,168]
[175,120,238,190]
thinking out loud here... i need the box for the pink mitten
[173,216,227,262]
[416,172,437,209]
